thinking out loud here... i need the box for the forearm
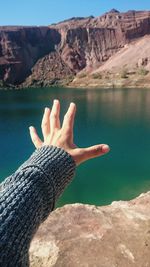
[0,146,76,266]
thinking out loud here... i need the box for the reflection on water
[0,87,150,206]
[86,89,150,123]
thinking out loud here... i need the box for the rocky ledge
[30,191,150,267]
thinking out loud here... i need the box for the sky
[0,0,150,26]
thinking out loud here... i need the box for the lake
[0,87,150,207]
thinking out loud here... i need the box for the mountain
[0,10,150,88]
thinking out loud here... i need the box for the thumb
[77,144,110,164]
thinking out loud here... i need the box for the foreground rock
[30,192,150,267]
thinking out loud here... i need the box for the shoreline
[1,73,150,91]
[1,84,150,91]
[2,75,150,92]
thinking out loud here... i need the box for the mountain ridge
[0,10,150,88]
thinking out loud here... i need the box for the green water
[0,87,150,207]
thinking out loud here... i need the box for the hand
[29,100,110,165]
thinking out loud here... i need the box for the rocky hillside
[0,10,150,88]
[30,191,150,267]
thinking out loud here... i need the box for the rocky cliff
[0,27,61,85]
[0,10,150,88]
[29,191,150,267]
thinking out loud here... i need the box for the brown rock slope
[0,27,61,85]
[72,35,150,88]
[0,10,150,88]
[30,192,150,267]
[95,35,150,73]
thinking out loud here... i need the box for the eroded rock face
[30,192,150,267]
[0,10,150,87]
[0,27,61,85]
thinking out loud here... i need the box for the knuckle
[51,113,57,119]
[65,113,72,122]
[63,126,71,135]
[95,146,101,154]
[66,128,71,136]
[64,114,68,120]
[52,128,58,135]
[41,121,48,128]
[32,137,37,143]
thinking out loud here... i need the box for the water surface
[0,87,150,206]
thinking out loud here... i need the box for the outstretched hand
[29,100,110,165]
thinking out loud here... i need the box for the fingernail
[70,102,75,106]
[53,99,59,104]
[102,145,110,153]
[29,126,34,131]
[45,107,49,112]
[70,102,76,108]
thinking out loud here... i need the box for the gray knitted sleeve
[0,145,76,267]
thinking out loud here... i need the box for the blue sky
[0,0,150,26]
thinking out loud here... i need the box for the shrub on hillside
[78,72,87,78]
[120,68,128,78]
[92,73,102,79]
[0,80,4,87]
[137,67,149,76]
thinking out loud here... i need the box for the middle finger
[50,99,60,132]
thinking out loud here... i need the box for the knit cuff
[20,146,76,201]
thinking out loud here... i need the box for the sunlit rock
[30,192,150,267]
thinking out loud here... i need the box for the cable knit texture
[0,146,76,267]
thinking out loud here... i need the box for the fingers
[29,126,43,148]
[29,101,110,167]
[50,100,60,132]
[76,144,110,165]
[62,102,76,140]
[41,107,51,140]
